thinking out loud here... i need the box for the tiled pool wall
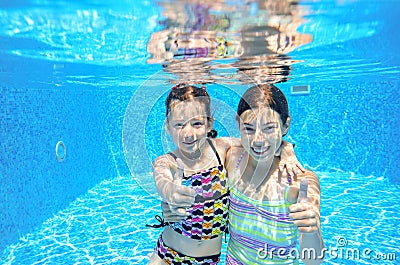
[109,77,400,187]
[0,58,124,251]
[1,60,399,252]
[279,79,400,183]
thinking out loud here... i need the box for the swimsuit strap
[206,138,222,165]
[235,150,246,171]
[145,214,169,229]
[230,150,246,188]
[168,152,177,160]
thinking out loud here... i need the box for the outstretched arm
[217,137,241,148]
[153,155,195,208]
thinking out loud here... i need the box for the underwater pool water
[1,172,399,264]
[1,0,399,264]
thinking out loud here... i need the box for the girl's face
[238,107,288,161]
[166,99,212,157]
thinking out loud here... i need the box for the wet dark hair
[165,83,217,138]
[237,84,289,134]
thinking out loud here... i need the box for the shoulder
[226,146,245,171]
[211,137,229,150]
[208,137,229,156]
[212,137,241,158]
[298,170,320,186]
[153,154,174,169]
[213,137,241,149]
[213,137,241,148]
[228,146,245,157]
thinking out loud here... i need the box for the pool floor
[1,172,399,265]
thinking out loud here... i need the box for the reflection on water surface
[147,0,312,84]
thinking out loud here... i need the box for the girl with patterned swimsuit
[225,85,324,264]
[148,84,233,265]
[149,84,302,265]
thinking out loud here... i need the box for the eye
[263,124,278,132]
[192,121,204,128]
[174,123,184,128]
[243,127,254,133]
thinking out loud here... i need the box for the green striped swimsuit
[226,153,299,264]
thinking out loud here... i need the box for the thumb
[173,158,184,185]
[297,178,309,203]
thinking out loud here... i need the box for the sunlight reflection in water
[147,0,312,85]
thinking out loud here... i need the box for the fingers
[292,219,318,233]
[175,184,196,197]
[287,178,317,233]
[171,189,195,206]
[289,203,317,233]
[289,204,314,217]
[279,161,305,180]
[161,201,187,222]
[279,159,285,172]
[290,215,317,226]
[169,204,189,216]
[295,162,306,173]
[292,164,304,176]
[283,162,295,178]
[290,216,318,233]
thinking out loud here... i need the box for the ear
[282,116,291,136]
[207,117,214,132]
[235,114,241,129]
[164,119,171,135]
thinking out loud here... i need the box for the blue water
[1,172,399,264]
[1,0,400,264]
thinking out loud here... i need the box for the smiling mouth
[251,146,270,155]
[183,140,197,146]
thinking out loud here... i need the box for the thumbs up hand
[167,158,195,215]
[159,158,195,221]
[153,156,196,222]
[288,178,318,233]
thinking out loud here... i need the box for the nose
[252,128,264,146]
[181,123,194,140]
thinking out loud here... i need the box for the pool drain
[55,141,66,162]
[291,85,310,95]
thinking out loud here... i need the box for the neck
[179,148,202,161]
[247,155,277,190]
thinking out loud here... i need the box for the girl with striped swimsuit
[225,85,324,264]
